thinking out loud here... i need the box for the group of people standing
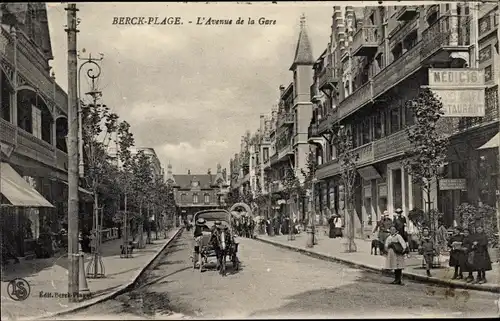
[373,208,493,285]
[233,215,255,238]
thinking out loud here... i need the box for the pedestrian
[448,226,465,280]
[436,219,449,264]
[407,218,419,252]
[394,208,408,242]
[471,225,492,284]
[373,211,392,254]
[418,227,435,277]
[461,228,475,283]
[193,218,209,270]
[332,214,343,238]
[384,225,407,285]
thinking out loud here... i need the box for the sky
[45,1,436,175]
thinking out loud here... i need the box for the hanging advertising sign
[427,69,485,117]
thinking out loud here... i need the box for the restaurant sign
[439,179,467,191]
[427,69,485,117]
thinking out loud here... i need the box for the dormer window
[191,180,199,188]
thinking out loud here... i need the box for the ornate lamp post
[78,52,107,278]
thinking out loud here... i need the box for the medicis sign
[427,69,485,117]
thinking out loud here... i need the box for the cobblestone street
[66,231,499,319]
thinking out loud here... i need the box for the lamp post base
[343,238,357,253]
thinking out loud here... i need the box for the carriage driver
[193,218,209,268]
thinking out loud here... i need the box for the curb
[31,227,184,321]
[255,236,500,294]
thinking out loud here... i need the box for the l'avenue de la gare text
[111,16,276,26]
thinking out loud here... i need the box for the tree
[301,148,319,224]
[331,123,359,252]
[130,150,154,248]
[402,88,448,243]
[116,121,135,255]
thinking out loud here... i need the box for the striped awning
[0,162,54,208]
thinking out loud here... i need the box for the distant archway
[230,202,252,217]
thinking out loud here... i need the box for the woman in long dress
[384,225,407,285]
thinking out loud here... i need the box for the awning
[478,133,499,150]
[0,162,54,208]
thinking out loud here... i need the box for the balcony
[420,15,471,64]
[396,6,419,21]
[352,142,374,166]
[0,118,16,146]
[277,144,293,161]
[316,159,340,180]
[277,112,294,128]
[352,25,379,57]
[318,66,339,92]
[373,130,412,160]
[338,81,373,120]
[16,128,55,166]
[372,41,423,99]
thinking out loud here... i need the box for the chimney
[207,168,211,175]
[187,169,191,175]
[259,115,265,133]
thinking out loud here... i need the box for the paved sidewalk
[256,231,500,293]
[1,228,182,321]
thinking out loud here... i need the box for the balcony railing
[373,129,412,160]
[420,15,471,62]
[352,25,379,57]
[318,66,339,92]
[396,6,419,21]
[338,81,373,120]
[352,142,374,166]
[0,118,16,146]
[372,41,423,99]
[316,159,340,180]
[16,128,55,165]
[277,112,294,128]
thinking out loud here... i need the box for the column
[10,26,18,129]
[449,3,459,46]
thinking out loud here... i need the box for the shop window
[392,168,403,210]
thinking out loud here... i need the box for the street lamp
[78,52,106,278]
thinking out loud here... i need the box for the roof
[173,174,218,189]
[290,15,314,70]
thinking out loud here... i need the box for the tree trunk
[138,200,145,249]
[345,198,357,253]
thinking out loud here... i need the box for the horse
[210,225,237,276]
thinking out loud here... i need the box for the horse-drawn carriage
[192,209,239,276]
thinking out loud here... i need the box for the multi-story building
[308,3,499,236]
[230,15,315,221]
[166,164,229,221]
[0,3,84,257]
[107,146,164,183]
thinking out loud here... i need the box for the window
[263,147,269,161]
[405,104,415,126]
[361,118,371,144]
[32,106,42,139]
[392,43,403,60]
[373,113,382,140]
[204,194,210,204]
[181,193,186,203]
[403,30,418,51]
[375,53,384,71]
[390,107,401,134]
[193,193,198,204]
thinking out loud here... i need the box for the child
[419,227,435,277]
[461,228,474,283]
[471,226,492,284]
[448,226,465,279]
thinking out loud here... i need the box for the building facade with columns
[0,3,85,257]
[308,4,499,236]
